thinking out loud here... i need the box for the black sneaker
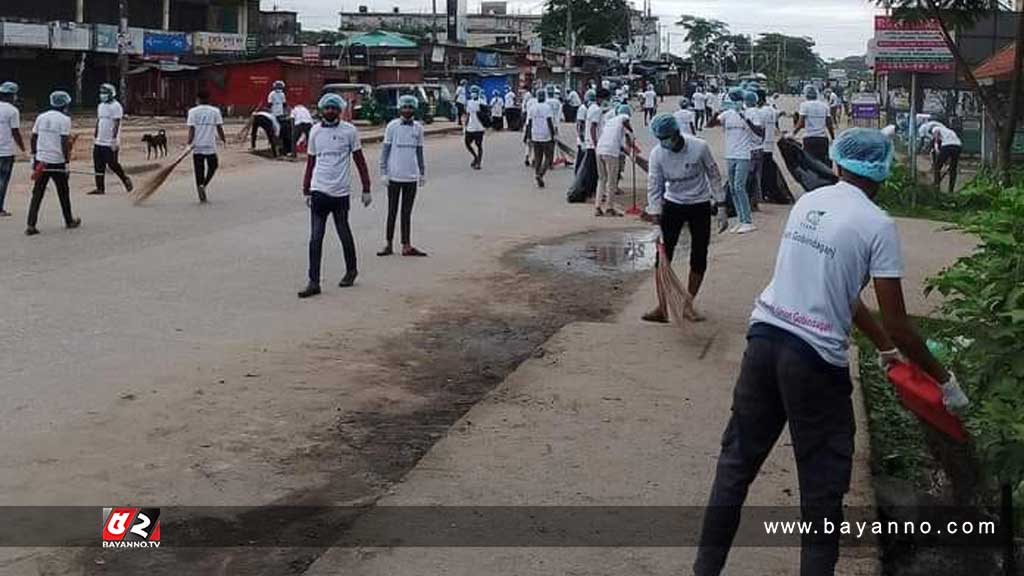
[338,271,358,288]
[24,227,39,236]
[66,218,81,229]
[87,189,105,195]
[197,185,208,204]
[536,177,545,188]
[297,284,321,299]
[124,178,134,193]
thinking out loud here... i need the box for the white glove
[877,348,906,371]
[418,176,426,188]
[380,175,389,186]
[940,372,970,415]
[361,192,372,207]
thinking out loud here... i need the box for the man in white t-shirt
[489,90,505,131]
[454,80,468,127]
[186,90,226,203]
[298,93,372,299]
[642,84,657,126]
[290,103,315,154]
[594,103,636,216]
[378,94,427,258]
[463,86,486,170]
[930,123,962,194]
[27,90,80,235]
[674,98,697,136]
[692,89,708,131]
[566,88,582,123]
[89,83,133,195]
[0,81,25,217]
[268,80,287,117]
[708,89,763,233]
[503,86,519,132]
[695,128,967,576]
[757,92,783,204]
[525,90,556,187]
[794,85,835,167]
[827,89,842,124]
[743,91,766,212]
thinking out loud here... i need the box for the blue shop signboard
[144,31,189,55]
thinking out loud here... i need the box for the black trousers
[533,141,555,179]
[505,109,521,131]
[464,131,484,165]
[934,145,961,194]
[660,200,711,274]
[193,154,218,189]
[93,145,129,192]
[386,181,417,245]
[695,324,854,576]
[252,116,278,157]
[565,105,579,124]
[307,191,356,284]
[28,162,74,228]
[803,136,831,168]
[695,109,706,130]
[295,122,313,151]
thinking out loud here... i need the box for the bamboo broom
[131,145,193,205]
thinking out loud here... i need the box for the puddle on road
[524,228,658,276]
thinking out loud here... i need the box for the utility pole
[432,0,438,42]
[565,0,573,92]
[118,0,129,109]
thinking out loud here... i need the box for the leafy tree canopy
[537,0,632,49]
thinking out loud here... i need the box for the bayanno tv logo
[101,507,161,549]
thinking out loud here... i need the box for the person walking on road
[464,86,486,170]
[186,90,226,203]
[757,90,782,203]
[642,113,726,323]
[794,85,835,167]
[455,80,468,127]
[267,80,294,156]
[565,86,581,124]
[298,93,372,299]
[489,90,505,131]
[693,88,708,131]
[503,86,519,131]
[594,103,637,216]
[930,123,962,194]
[708,88,762,234]
[674,98,697,136]
[378,95,427,258]
[743,91,765,213]
[694,127,969,576]
[88,83,133,195]
[26,91,80,235]
[0,81,25,217]
[642,83,658,126]
[525,90,555,188]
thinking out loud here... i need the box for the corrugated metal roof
[347,31,419,48]
[974,41,1017,81]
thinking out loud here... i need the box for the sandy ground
[0,97,975,575]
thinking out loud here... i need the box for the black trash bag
[567,149,598,203]
[762,152,794,204]
[777,137,839,193]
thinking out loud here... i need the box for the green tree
[754,34,825,84]
[676,15,730,74]
[537,0,631,49]
[875,0,1024,178]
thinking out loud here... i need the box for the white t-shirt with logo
[291,105,314,126]
[643,89,657,109]
[548,98,563,124]
[750,181,905,367]
[186,104,224,155]
[717,109,757,160]
[455,86,467,105]
[568,91,581,107]
[308,121,362,197]
[527,100,554,142]
[504,91,516,108]
[584,103,603,149]
[490,96,504,117]
[692,92,707,111]
[596,114,631,157]
[674,109,696,135]
[932,125,962,148]
[268,90,287,116]
[799,100,831,138]
[760,105,778,151]
[32,110,71,164]
[382,118,424,183]
[0,101,20,157]
[95,100,124,147]
[465,99,485,133]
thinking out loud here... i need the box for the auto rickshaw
[319,83,373,122]
[372,84,432,124]
[422,84,457,122]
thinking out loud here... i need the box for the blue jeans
[0,156,13,212]
[727,158,752,224]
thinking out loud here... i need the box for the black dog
[142,129,168,159]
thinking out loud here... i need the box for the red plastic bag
[886,362,968,443]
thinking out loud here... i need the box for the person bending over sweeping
[693,128,969,576]
[298,94,372,299]
[27,91,80,236]
[378,95,427,258]
[641,113,726,323]
[89,83,133,195]
[186,90,226,203]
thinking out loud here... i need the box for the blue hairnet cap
[470,85,481,95]
[830,128,894,183]
[728,88,745,102]
[650,113,679,139]
[616,103,632,116]
[398,94,418,108]
[318,93,347,110]
[743,90,758,106]
[0,81,18,95]
[49,90,72,108]
[679,97,690,109]
[536,90,546,102]
[804,85,819,99]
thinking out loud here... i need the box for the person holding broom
[0,81,25,217]
[693,128,968,576]
[88,83,133,196]
[641,113,726,323]
[26,91,80,235]
[186,90,226,203]
[298,93,372,299]
[378,95,427,258]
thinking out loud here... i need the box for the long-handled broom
[131,145,193,205]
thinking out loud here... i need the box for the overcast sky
[265,0,879,60]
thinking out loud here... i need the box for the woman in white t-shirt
[707,89,763,233]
